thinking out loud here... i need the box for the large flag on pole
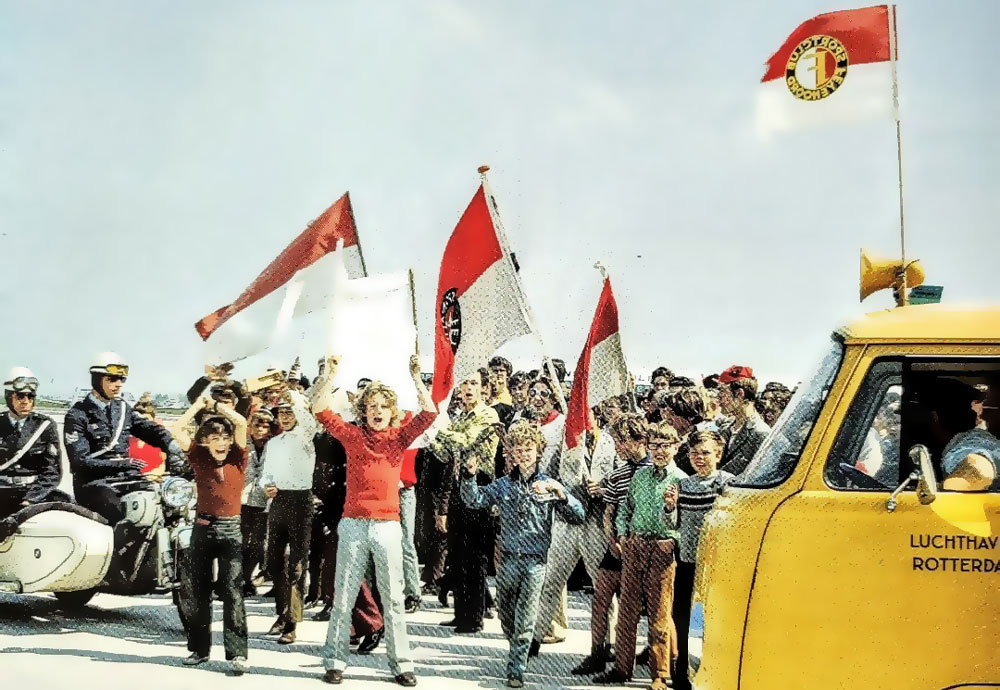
[564,276,629,450]
[757,5,896,135]
[432,184,533,405]
[194,193,367,362]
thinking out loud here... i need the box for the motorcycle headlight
[688,600,705,675]
[162,477,194,510]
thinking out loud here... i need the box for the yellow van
[689,305,1000,689]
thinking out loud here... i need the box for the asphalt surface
[0,586,655,690]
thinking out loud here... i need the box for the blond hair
[352,381,401,429]
[647,421,681,444]
[504,420,546,454]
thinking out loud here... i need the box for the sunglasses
[13,391,36,401]
[528,388,553,399]
[106,375,127,383]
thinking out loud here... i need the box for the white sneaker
[231,657,249,675]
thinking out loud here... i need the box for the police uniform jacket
[64,393,176,487]
[0,411,63,503]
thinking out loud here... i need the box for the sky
[2,0,999,398]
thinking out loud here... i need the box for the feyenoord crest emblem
[785,35,848,101]
[440,288,462,354]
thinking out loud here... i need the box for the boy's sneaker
[183,652,208,666]
[394,672,418,687]
[507,678,524,688]
[323,669,343,684]
[231,657,249,675]
[404,596,421,613]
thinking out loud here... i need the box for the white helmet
[90,351,129,378]
[4,366,38,394]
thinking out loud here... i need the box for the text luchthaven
[910,534,999,573]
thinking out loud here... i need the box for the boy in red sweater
[181,395,249,675]
[310,355,436,688]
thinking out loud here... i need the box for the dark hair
[702,374,720,390]
[727,376,759,402]
[669,376,695,389]
[651,367,674,381]
[510,371,529,389]
[478,367,491,389]
[688,429,725,449]
[489,356,513,377]
[764,381,791,394]
[545,359,567,383]
[357,377,372,389]
[610,412,648,442]
[664,387,707,423]
[194,416,235,444]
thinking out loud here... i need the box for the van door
[739,345,1000,689]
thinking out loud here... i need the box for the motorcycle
[0,471,197,627]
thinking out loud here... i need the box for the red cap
[719,365,754,384]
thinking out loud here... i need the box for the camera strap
[0,419,52,473]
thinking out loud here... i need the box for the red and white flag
[564,277,629,450]
[194,193,366,362]
[757,5,897,135]
[432,185,533,405]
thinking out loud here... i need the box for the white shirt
[258,391,321,491]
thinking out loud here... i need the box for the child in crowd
[672,429,733,690]
[460,421,585,689]
[181,395,250,675]
[596,421,687,689]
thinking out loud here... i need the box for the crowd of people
[1,352,796,689]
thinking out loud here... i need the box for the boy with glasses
[596,422,687,689]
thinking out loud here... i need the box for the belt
[196,512,241,523]
[0,475,37,486]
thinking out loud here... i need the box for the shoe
[304,596,319,609]
[648,679,669,690]
[322,669,343,684]
[541,632,566,644]
[593,669,632,684]
[528,639,540,658]
[507,678,524,688]
[571,654,607,675]
[439,618,459,627]
[313,605,332,621]
[266,617,285,635]
[350,634,361,645]
[597,643,614,663]
[394,671,417,686]
[183,652,208,666]
[357,627,384,654]
[483,607,495,619]
[404,596,420,613]
[231,657,249,675]
[278,630,296,644]
[635,646,650,666]
[454,623,483,634]
[437,589,448,607]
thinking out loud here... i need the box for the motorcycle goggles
[5,376,39,393]
[103,364,130,377]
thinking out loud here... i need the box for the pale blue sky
[2,1,998,396]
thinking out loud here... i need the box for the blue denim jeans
[322,517,412,675]
[497,552,547,680]
[399,486,421,599]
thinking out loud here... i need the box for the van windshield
[733,338,845,488]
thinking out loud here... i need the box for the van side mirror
[885,444,938,512]
[909,444,938,505]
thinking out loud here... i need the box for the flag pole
[408,268,420,357]
[888,4,908,306]
[478,165,569,414]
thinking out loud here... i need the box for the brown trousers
[614,536,676,680]
[591,566,621,653]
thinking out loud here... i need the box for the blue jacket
[461,466,585,558]
[65,393,181,487]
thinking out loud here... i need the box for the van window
[825,357,1000,493]
[735,338,844,488]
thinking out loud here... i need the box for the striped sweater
[676,470,734,563]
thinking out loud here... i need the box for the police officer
[64,352,185,524]
[0,367,67,517]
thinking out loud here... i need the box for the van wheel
[54,589,97,609]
